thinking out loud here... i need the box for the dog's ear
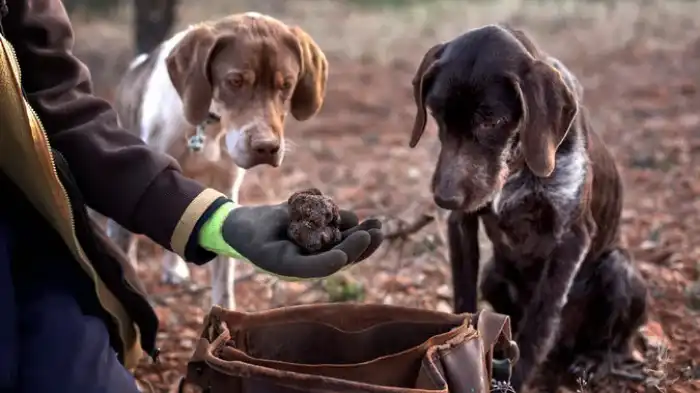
[501,25,540,57]
[511,61,578,177]
[166,25,228,126]
[289,26,329,122]
[548,56,584,101]
[410,43,444,148]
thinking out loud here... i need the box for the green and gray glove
[198,201,383,280]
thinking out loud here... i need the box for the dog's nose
[434,193,465,210]
[250,138,281,164]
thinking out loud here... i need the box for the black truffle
[287,188,342,252]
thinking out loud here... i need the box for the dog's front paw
[568,356,600,386]
[569,352,645,386]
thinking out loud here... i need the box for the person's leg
[14,272,141,393]
[2,171,140,393]
[0,215,19,390]
[10,221,141,393]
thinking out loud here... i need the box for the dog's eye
[479,117,506,129]
[227,75,244,89]
[207,113,221,123]
[281,80,294,91]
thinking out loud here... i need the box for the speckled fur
[409,24,648,392]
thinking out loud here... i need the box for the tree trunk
[133,0,178,55]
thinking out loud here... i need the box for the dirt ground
[69,0,700,391]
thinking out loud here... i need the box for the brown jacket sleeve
[2,0,227,261]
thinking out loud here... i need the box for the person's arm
[2,0,227,263]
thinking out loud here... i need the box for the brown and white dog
[107,12,328,309]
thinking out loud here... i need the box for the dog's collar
[187,113,221,152]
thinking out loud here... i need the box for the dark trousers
[0,175,140,393]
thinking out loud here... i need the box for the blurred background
[65,0,699,391]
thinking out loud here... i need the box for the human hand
[198,201,383,280]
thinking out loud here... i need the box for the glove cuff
[198,201,245,259]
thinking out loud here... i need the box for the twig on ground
[384,213,435,240]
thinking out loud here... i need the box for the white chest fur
[492,141,588,217]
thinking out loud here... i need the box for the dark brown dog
[409,25,648,391]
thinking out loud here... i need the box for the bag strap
[471,310,519,386]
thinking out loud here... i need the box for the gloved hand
[198,201,383,280]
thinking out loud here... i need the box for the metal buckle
[492,358,513,383]
[491,339,519,391]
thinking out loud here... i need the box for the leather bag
[179,303,519,393]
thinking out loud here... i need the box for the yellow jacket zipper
[2,36,79,279]
[0,35,141,368]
